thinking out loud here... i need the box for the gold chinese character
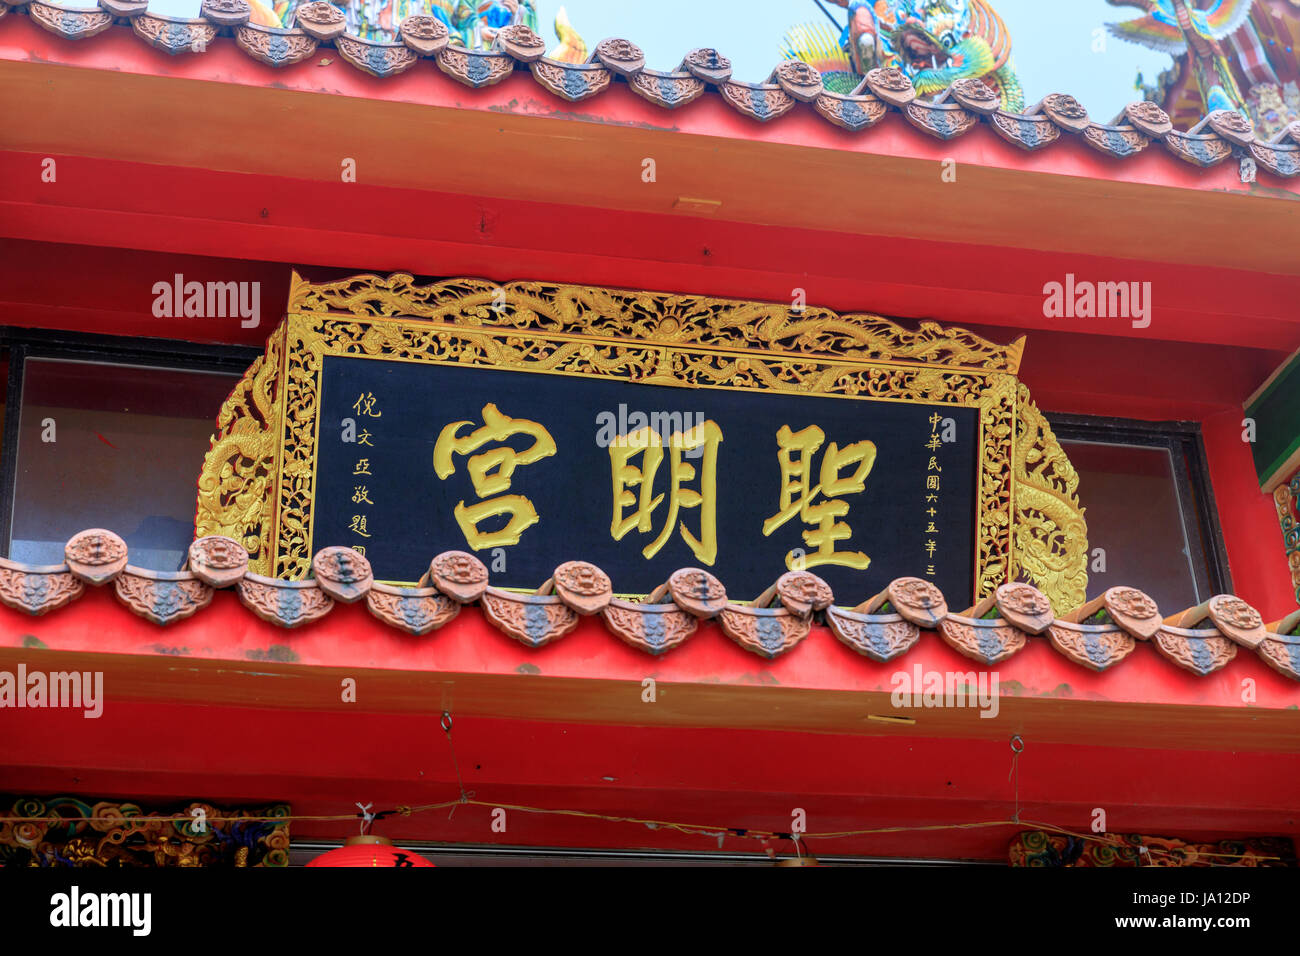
[927,457,941,472]
[353,392,382,417]
[352,485,374,505]
[609,421,722,564]
[354,458,372,476]
[354,545,366,556]
[925,539,937,557]
[926,475,940,491]
[925,522,938,533]
[349,515,372,538]
[926,435,942,451]
[358,429,374,447]
[762,424,876,570]
[929,413,943,428]
[434,403,556,549]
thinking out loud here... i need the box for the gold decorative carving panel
[196,272,1087,609]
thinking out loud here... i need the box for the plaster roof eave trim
[12,529,1300,685]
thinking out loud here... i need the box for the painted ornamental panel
[196,272,1087,610]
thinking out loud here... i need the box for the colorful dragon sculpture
[1108,0,1300,135]
[1106,0,1255,115]
[783,0,1024,110]
[270,0,586,60]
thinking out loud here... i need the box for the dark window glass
[8,358,240,570]
[1048,414,1227,611]
[1059,440,1202,611]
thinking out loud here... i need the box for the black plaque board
[312,356,978,601]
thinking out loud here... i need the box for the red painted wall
[1204,407,1297,617]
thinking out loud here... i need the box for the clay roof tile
[6,530,1293,681]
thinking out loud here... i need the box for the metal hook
[441,711,453,734]
[1009,734,1024,754]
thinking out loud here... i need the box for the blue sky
[148,0,1173,120]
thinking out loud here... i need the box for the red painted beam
[2,153,1296,357]
[0,230,1286,424]
[3,702,1298,860]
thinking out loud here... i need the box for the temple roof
[9,528,1299,684]
[6,1,1299,180]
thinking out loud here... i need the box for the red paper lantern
[306,835,435,867]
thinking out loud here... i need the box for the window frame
[0,328,260,560]
[1045,411,1232,604]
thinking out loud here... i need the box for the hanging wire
[1008,734,1024,824]
[0,803,1281,864]
[441,710,473,818]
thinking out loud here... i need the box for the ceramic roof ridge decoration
[827,604,921,664]
[1151,623,1239,676]
[0,556,83,616]
[1259,610,1300,683]
[366,581,459,636]
[311,545,373,603]
[1052,587,1151,670]
[602,596,698,656]
[187,534,249,588]
[714,571,830,659]
[1061,585,1163,641]
[1,530,1296,683]
[539,560,614,616]
[114,565,214,626]
[644,567,727,618]
[938,612,1029,666]
[480,586,580,648]
[1044,618,1137,673]
[237,571,334,627]
[6,3,1297,180]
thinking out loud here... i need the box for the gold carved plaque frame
[196,272,1088,610]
